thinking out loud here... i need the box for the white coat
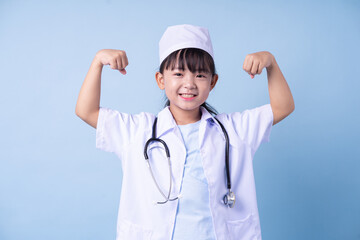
[96,104,273,240]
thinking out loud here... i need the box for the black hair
[159,48,218,116]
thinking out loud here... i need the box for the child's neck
[169,106,201,125]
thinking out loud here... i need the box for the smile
[179,93,196,100]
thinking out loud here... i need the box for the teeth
[182,94,195,98]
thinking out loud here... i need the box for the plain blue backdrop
[1,0,359,239]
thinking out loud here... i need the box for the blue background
[1,0,359,239]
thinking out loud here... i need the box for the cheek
[164,81,178,92]
[202,91,210,100]
[200,82,213,93]
[164,85,177,99]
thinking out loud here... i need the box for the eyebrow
[172,68,209,73]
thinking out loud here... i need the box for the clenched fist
[243,51,274,79]
[95,49,129,75]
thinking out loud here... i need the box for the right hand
[95,49,129,75]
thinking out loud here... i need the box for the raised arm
[243,51,295,125]
[75,49,128,128]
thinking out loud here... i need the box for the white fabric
[159,24,214,64]
[96,104,273,240]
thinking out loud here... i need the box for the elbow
[75,105,81,118]
[290,98,295,114]
[284,95,295,116]
[283,102,295,119]
[75,105,86,120]
[289,100,295,114]
[271,99,295,125]
[75,106,99,129]
[75,106,79,117]
[274,100,295,117]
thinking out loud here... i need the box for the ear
[210,74,219,91]
[155,72,165,90]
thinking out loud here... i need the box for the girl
[75,24,294,240]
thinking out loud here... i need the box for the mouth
[179,93,197,100]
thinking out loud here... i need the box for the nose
[183,74,196,89]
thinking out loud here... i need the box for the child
[75,24,294,240]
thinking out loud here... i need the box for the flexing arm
[243,51,295,125]
[75,49,128,128]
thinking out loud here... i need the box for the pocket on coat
[226,214,257,240]
[117,219,153,240]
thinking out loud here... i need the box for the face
[156,66,218,118]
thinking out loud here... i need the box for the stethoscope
[143,117,236,208]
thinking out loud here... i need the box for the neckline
[177,120,201,128]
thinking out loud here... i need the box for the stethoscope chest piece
[223,190,236,208]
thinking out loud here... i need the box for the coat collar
[155,106,177,138]
[155,106,222,138]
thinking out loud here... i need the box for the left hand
[243,51,274,79]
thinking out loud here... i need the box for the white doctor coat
[96,104,273,240]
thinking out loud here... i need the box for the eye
[174,73,182,76]
[196,74,207,78]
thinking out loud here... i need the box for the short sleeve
[227,104,273,151]
[96,107,153,154]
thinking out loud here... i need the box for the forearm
[267,56,295,124]
[75,57,103,125]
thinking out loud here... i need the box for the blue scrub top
[171,120,217,240]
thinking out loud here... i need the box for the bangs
[160,48,216,74]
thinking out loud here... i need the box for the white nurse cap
[158,24,214,64]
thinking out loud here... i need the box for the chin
[171,104,201,112]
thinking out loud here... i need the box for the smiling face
[155,48,218,124]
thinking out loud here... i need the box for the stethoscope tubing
[144,135,176,204]
[143,116,234,207]
[213,117,231,190]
